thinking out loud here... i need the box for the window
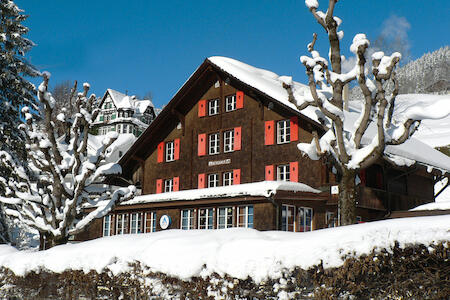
[130,212,143,234]
[217,207,233,229]
[164,178,173,193]
[144,212,157,232]
[181,209,195,230]
[298,207,313,232]
[103,215,113,236]
[326,211,338,228]
[209,133,220,155]
[237,206,253,228]
[277,164,290,181]
[198,208,214,229]
[225,94,236,112]
[208,98,219,116]
[223,172,233,186]
[277,120,291,144]
[281,205,295,232]
[223,130,234,153]
[116,213,129,235]
[208,173,219,188]
[166,141,174,162]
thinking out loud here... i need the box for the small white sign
[159,215,171,230]
[208,158,231,167]
[331,185,339,195]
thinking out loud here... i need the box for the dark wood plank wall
[142,78,327,195]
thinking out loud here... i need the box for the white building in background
[93,89,158,137]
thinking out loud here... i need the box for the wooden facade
[79,58,442,241]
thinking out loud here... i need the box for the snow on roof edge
[122,181,321,206]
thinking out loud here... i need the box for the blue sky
[17,0,450,108]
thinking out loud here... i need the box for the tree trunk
[339,170,357,226]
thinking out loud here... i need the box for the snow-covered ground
[0,215,448,282]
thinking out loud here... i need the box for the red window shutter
[173,177,179,191]
[290,116,299,141]
[198,133,206,156]
[236,91,244,109]
[198,173,205,189]
[359,170,366,186]
[265,120,275,145]
[156,179,163,194]
[233,169,241,185]
[198,99,206,117]
[265,165,274,181]
[290,161,299,182]
[174,138,180,160]
[157,142,164,163]
[234,127,242,151]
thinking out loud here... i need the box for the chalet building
[79,57,450,241]
[92,89,158,137]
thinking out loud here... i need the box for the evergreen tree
[0,0,38,243]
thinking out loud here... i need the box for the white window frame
[223,130,234,153]
[198,208,214,229]
[209,133,220,155]
[166,141,175,162]
[277,164,290,181]
[144,211,157,232]
[164,178,173,193]
[237,205,253,228]
[130,212,143,234]
[217,206,234,229]
[208,173,219,188]
[298,207,313,232]
[281,205,295,232]
[181,209,195,230]
[208,98,219,116]
[225,94,236,112]
[116,213,129,235]
[277,119,291,144]
[223,171,233,186]
[103,215,113,236]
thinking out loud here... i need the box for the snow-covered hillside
[0,215,448,282]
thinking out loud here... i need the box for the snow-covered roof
[409,201,450,211]
[122,181,321,206]
[105,89,154,113]
[207,56,322,124]
[207,57,450,173]
[348,94,450,173]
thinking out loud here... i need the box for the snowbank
[0,215,448,283]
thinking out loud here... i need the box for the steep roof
[118,56,450,178]
[102,89,154,113]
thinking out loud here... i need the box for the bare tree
[284,0,449,225]
[0,73,135,249]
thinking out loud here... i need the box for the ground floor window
[181,209,195,230]
[281,205,296,231]
[217,207,234,229]
[237,205,254,228]
[130,212,143,234]
[144,212,157,232]
[326,211,338,228]
[298,207,313,232]
[198,208,214,229]
[116,213,129,235]
[103,215,113,236]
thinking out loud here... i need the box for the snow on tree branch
[293,0,450,225]
[0,75,135,248]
